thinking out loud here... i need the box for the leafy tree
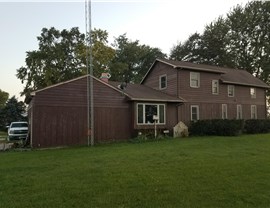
[0,89,9,109]
[170,1,270,86]
[17,27,115,95]
[0,96,26,131]
[110,34,166,83]
[91,28,115,77]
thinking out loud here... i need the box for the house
[141,59,269,124]
[27,58,269,148]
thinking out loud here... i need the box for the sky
[0,0,249,101]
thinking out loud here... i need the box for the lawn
[1,134,270,208]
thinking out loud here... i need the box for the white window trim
[159,74,167,90]
[236,104,242,120]
[212,80,219,95]
[228,85,235,97]
[251,105,257,119]
[137,103,166,125]
[191,105,199,121]
[222,104,228,119]
[190,72,200,88]
[250,88,256,99]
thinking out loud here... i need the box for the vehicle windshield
[11,123,28,128]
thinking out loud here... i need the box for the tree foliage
[109,34,166,83]
[0,96,26,131]
[0,89,9,109]
[170,1,270,86]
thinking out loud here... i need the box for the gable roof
[141,58,269,89]
[109,81,185,103]
[27,74,184,104]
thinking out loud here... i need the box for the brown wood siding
[177,69,267,123]
[143,62,178,96]
[31,77,132,148]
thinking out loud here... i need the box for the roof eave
[221,80,270,89]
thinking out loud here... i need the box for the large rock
[173,121,189,138]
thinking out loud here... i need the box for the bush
[244,119,270,134]
[190,119,244,136]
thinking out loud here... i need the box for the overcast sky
[0,0,249,100]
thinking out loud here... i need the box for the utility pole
[85,0,94,146]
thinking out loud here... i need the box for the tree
[170,1,270,87]
[0,96,26,131]
[110,34,166,83]
[17,27,115,95]
[0,89,9,109]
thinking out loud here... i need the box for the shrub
[244,119,270,134]
[190,119,244,136]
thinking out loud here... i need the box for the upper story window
[159,74,167,90]
[191,105,199,121]
[250,88,256,98]
[228,85,235,97]
[190,72,200,88]
[222,104,228,119]
[137,103,165,125]
[212,80,219,94]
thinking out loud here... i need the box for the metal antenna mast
[85,0,94,146]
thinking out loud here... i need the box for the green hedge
[190,119,270,136]
[189,119,244,136]
[244,119,270,134]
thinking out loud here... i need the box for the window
[159,75,167,89]
[222,104,228,119]
[137,103,165,125]
[250,88,256,98]
[251,105,257,119]
[191,105,199,121]
[212,80,219,94]
[237,105,242,119]
[190,72,200,88]
[228,85,235,97]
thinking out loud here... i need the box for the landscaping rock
[173,121,189,138]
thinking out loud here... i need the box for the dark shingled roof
[109,81,185,103]
[142,58,269,89]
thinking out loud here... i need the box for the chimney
[100,72,111,83]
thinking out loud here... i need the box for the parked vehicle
[7,122,28,141]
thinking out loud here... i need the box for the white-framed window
[191,105,199,121]
[250,88,256,98]
[222,104,228,119]
[251,105,257,119]
[228,85,235,97]
[237,104,242,119]
[212,80,219,94]
[159,74,167,90]
[137,103,165,125]
[190,72,200,88]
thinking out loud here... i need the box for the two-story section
[141,59,269,125]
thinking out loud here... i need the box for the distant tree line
[0,90,26,131]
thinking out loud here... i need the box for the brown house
[27,58,269,148]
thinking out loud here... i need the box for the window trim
[222,104,228,119]
[137,103,166,125]
[190,105,199,121]
[159,74,167,90]
[236,104,242,120]
[228,85,235,97]
[212,80,219,95]
[190,72,200,88]
[251,105,257,119]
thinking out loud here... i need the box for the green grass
[1,134,270,208]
